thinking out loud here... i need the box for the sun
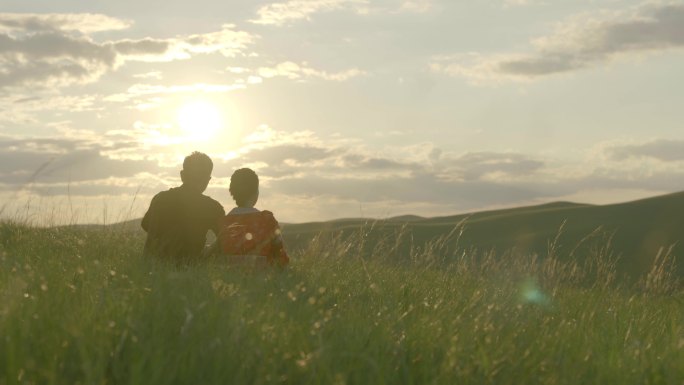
[177,101,223,141]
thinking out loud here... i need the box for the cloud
[270,172,560,207]
[397,0,433,13]
[257,61,366,81]
[216,126,546,181]
[502,0,539,7]
[123,83,246,96]
[209,126,552,208]
[608,139,684,162]
[445,152,545,181]
[133,71,163,80]
[0,15,255,90]
[250,0,432,25]
[0,32,117,88]
[179,24,256,58]
[343,154,419,171]
[0,13,131,34]
[251,0,369,26]
[5,126,684,221]
[432,2,684,82]
[0,95,100,126]
[0,134,162,189]
[211,129,684,214]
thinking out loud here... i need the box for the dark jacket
[142,185,224,262]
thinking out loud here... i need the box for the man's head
[230,168,259,207]
[180,152,213,193]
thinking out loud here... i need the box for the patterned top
[218,209,289,267]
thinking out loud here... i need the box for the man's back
[142,186,224,262]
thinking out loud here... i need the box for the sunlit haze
[177,101,223,141]
[1,0,684,224]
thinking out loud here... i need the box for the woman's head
[230,168,259,207]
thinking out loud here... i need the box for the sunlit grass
[0,219,682,384]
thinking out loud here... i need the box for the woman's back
[219,208,289,266]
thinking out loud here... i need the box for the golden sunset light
[176,100,223,141]
[1,1,683,383]
[3,2,683,224]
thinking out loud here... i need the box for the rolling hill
[280,192,684,279]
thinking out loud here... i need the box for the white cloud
[0,13,131,34]
[397,0,433,13]
[432,2,684,83]
[502,0,540,7]
[250,0,433,25]
[247,75,264,84]
[133,71,163,80]
[251,0,369,26]
[126,83,246,95]
[258,61,366,81]
[178,24,256,58]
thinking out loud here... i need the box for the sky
[1,0,684,224]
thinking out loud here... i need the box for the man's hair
[230,168,259,205]
[183,152,213,176]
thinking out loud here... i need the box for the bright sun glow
[177,101,223,141]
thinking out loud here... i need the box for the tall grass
[0,220,682,385]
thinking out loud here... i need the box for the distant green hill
[281,192,684,279]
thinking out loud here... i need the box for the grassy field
[0,219,682,385]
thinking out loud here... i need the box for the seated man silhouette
[213,168,289,267]
[141,152,225,263]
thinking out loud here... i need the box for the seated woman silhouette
[215,168,289,267]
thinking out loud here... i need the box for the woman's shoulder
[222,209,277,225]
[259,210,282,224]
[259,210,274,217]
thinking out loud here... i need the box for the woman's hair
[230,168,259,206]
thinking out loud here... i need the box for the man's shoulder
[149,187,178,204]
[200,194,225,214]
[156,186,182,197]
[200,194,222,208]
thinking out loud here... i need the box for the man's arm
[202,240,220,258]
[203,202,225,259]
[141,195,158,232]
[209,201,226,237]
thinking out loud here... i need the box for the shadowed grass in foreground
[0,221,682,385]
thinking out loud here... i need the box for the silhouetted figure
[141,152,225,263]
[211,168,289,267]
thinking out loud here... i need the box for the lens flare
[519,278,550,306]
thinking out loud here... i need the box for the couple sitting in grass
[141,151,289,267]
